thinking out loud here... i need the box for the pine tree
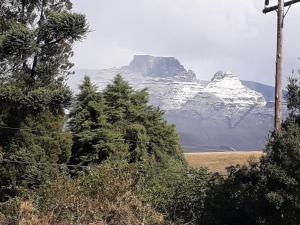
[103,75,185,166]
[0,0,88,200]
[68,76,127,168]
[69,75,185,169]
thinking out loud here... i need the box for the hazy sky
[71,0,300,86]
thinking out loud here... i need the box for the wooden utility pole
[263,0,300,130]
[274,0,284,131]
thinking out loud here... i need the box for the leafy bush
[141,160,217,225]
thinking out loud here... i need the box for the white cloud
[72,0,300,86]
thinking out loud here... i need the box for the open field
[185,151,264,173]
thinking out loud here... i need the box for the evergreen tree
[0,0,88,200]
[69,75,185,169]
[68,76,127,168]
[104,75,185,166]
[259,121,300,225]
[103,75,151,163]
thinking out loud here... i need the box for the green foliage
[142,164,215,225]
[0,23,34,61]
[259,121,300,225]
[0,112,72,201]
[0,85,72,115]
[287,77,300,120]
[0,0,88,200]
[251,74,300,225]
[68,76,124,166]
[16,165,164,225]
[46,11,88,41]
[202,163,265,225]
[69,75,185,169]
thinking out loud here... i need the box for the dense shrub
[141,160,217,225]
[1,164,164,225]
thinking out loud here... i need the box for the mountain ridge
[68,55,286,151]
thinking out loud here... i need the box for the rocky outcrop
[127,55,196,80]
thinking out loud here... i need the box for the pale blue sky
[71,0,300,86]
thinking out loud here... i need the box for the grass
[185,151,264,173]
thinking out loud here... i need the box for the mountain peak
[205,71,266,107]
[211,71,237,81]
[127,55,196,79]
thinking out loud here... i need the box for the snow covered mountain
[69,55,285,151]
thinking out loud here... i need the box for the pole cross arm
[263,0,300,13]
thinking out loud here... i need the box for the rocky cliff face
[70,55,285,151]
[126,55,196,80]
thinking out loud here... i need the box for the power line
[0,158,90,169]
[0,125,238,150]
[0,125,176,147]
[0,126,65,134]
[0,157,228,176]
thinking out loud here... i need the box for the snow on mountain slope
[69,55,283,151]
[182,71,268,128]
[205,71,266,108]
[71,56,207,110]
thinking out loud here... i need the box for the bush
[141,161,216,225]
[17,164,164,225]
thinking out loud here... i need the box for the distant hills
[69,55,287,151]
[241,80,287,102]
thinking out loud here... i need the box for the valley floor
[185,151,263,173]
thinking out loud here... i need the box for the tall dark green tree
[103,75,185,165]
[68,75,185,169]
[0,0,88,200]
[259,122,300,225]
[68,76,127,167]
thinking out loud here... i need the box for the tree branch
[21,0,25,23]
[31,0,46,78]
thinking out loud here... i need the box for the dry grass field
[185,151,264,173]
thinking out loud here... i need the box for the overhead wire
[0,158,90,169]
[0,125,235,177]
[0,157,229,177]
[0,125,236,150]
